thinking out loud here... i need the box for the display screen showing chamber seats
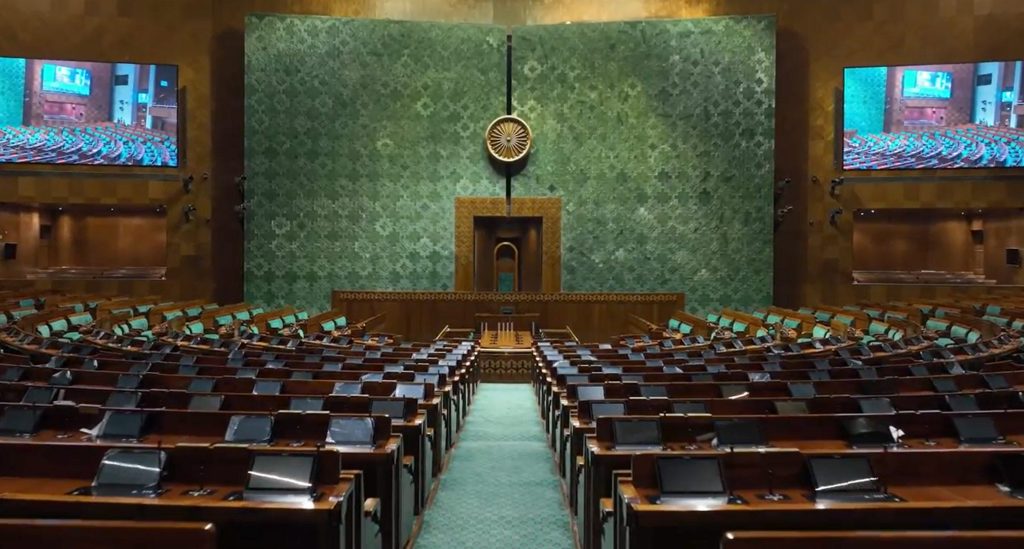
[326,417,375,446]
[611,419,661,449]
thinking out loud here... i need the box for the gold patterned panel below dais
[478,352,534,382]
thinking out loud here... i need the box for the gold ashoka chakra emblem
[485,115,532,163]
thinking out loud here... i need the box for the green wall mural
[844,66,889,135]
[0,57,26,126]
[245,15,775,315]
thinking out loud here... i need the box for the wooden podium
[477,320,535,382]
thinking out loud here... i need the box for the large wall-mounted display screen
[843,60,1024,170]
[0,57,178,167]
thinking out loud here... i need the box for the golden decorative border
[454,196,562,292]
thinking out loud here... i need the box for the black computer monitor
[370,399,407,420]
[656,456,725,496]
[984,374,1011,391]
[909,366,930,377]
[326,417,375,446]
[0,406,43,436]
[639,385,668,398]
[857,398,895,414]
[187,377,216,393]
[286,397,323,412]
[245,453,316,494]
[720,385,749,399]
[360,373,384,382]
[672,402,707,414]
[1,367,25,382]
[236,368,258,379]
[945,394,980,412]
[788,382,816,399]
[21,387,56,405]
[394,383,426,401]
[807,456,881,495]
[576,386,605,402]
[774,400,809,415]
[188,394,224,411]
[995,453,1024,494]
[808,370,831,382]
[104,391,141,409]
[332,382,362,396]
[589,402,626,420]
[128,364,150,375]
[714,420,766,448]
[93,449,165,493]
[842,417,895,446]
[253,380,282,396]
[97,410,148,441]
[225,415,273,444]
[952,416,1003,445]
[932,378,959,393]
[611,418,661,449]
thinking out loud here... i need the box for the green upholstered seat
[925,319,949,332]
[128,317,149,331]
[706,313,720,323]
[113,324,127,336]
[49,318,69,333]
[765,313,782,325]
[214,314,233,327]
[868,321,889,336]
[68,313,92,327]
[71,303,85,313]
[12,309,34,320]
[887,328,904,340]
[282,314,296,325]
[164,310,183,322]
[950,325,969,340]
[782,318,801,329]
[36,325,51,337]
[0,313,7,327]
[814,311,833,322]
[861,335,876,344]
[718,316,732,327]
[798,307,815,315]
[752,310,768,320]
[936,337,956,347]
[732,321,748,334]
[864,309,882,319]
[62,332,83,341]
[335,316,347,327]
[321,320,336,332]
[296,310,309,321]
[17,298,34,307]
[250,307,265,316]
[135,304,153,313]
[184,306,204,317]
[202,303,219,310]
[984,304,1001,315]
[833,314,854,327]
[185,321,205,335]
[234,310,251,321]
[268,318,285,330]
[812,324,830,339]
[966,330,982,344]
[755,327,769,337]
[667,318,681,331]
[984,315,1009,327]
[679,323,693,335]
[1013,319,1024,331]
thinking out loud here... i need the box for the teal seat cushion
[1012,319,1024,331]
[861,335,876,344]
[766,313,783,325]
[36,325,51,337]
[113,324,126,336]
[68,313,92,327]
[321,320,336,332]
[833,314,854,327]
[12,309,34,320]
[752,310,768,320]
[164,310,183,322]
[214,314,233,327]
[282,314,296,325]
[926,319,949,332]
[112,307,132,316]
[235,311,251,321]
[268,318,285,330]
[184,306,203,317]
[985,304,1002,316]
[679,323,693,335]
[49,319,69,333]
[202,303,219,310]
[706,313,720,323]
[185,321,205,335]
[782,318,801,329]
[966,330,981,344]
[814,311,833,322]
[135,304,153,313]
[250,307,265,316]
[798,307,815,314]
[17,298,34,307]
[0,313,7,326]
[755,327,769,337]
[868,321,888,336]
[812,324,830,339]
[950,325,969,339]
[667,318,681,331]
[128,317,149,331]
[296,311,308,321]
[984,315,1009,327]
[335,316,347,327]
[204,334,220,340]
[732,321,748,334]
[935,337,955,347]
[63,332,83,341]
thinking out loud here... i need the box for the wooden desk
[721,530,1024,549]
[0,519,216,549]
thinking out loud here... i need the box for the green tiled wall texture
[0,57,26,126]
[245,15,775,315]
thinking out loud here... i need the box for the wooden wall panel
[330,290,686,341]
[853,211,975,273]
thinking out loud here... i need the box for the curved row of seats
[537,295,1024,549]
[0,123,177,166]
[844,125,1024,170]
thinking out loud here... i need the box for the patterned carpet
[414,383,576,549]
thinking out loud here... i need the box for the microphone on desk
[756,448,789,502]
[185,445,216,496]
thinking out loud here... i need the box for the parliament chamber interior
[3,1,1024,548]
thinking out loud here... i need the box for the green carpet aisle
[414,383,576,549]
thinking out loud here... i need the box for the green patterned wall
[245,15,775,315]
[0,57,26,126]
[843,66,889,135]
[245,15,505,311]
[512,18,775,314]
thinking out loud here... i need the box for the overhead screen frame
[838,58,1024,174]
[0,55,181,170]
